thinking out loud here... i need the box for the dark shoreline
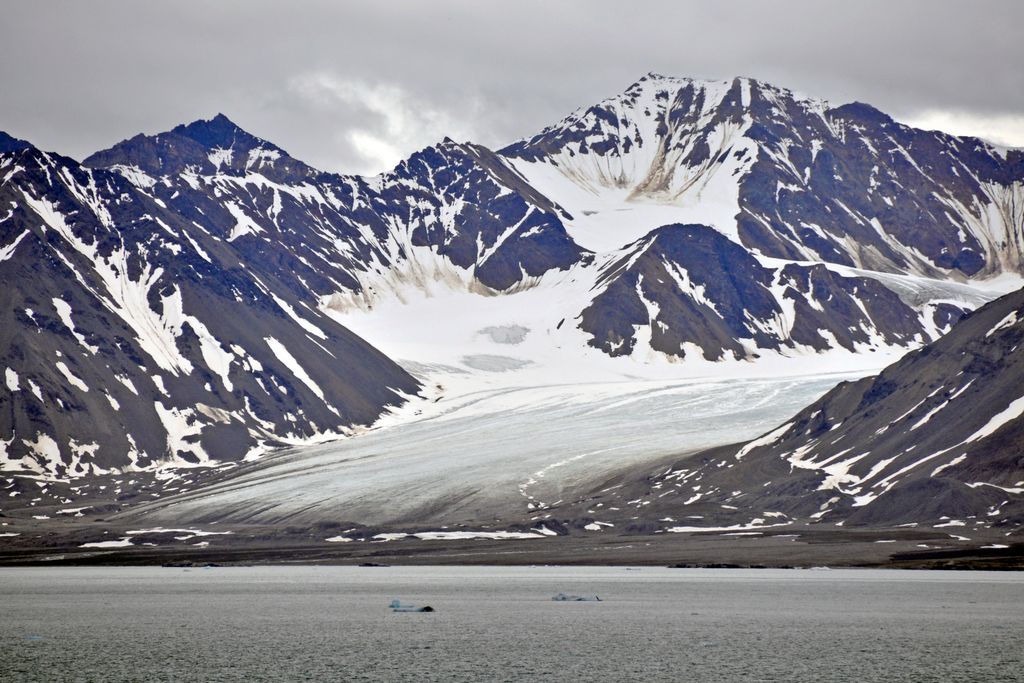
[3,461,1022,571]
[3,525,1022,570]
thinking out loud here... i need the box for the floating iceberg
[389,599,434,613]
[552,592,601,602]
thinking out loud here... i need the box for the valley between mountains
[2,74,1023,567]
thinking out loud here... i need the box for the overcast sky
[3,1,1022,175]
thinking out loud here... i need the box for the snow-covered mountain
[506,74,1024,276]
[0,135,419,477]
[2,74,1023,479]
[84,117,586,302]
[620,284,1024,530]
[503,74,1023,359]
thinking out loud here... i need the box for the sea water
[1,566,1021,681]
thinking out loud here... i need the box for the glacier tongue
[127,369,870,527]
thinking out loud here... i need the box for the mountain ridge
[3,72,1024,479]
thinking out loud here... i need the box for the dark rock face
[641,286,1024,528]
[374,140,586,291]
[581,224,779,359]
[774,263,923,351]
[580,224,927,360]
[737,93,1017,278]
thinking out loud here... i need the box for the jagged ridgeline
[1,74,1022,477]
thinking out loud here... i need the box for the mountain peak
[170,113,272,152]
[84,113,316,183]
[503,71,834,166]
[636,71,673,83]
[627,72,752,89]
[0,130,33,154]
[621,72,818,104]
[624,71,696,93]
[828,101,894,126]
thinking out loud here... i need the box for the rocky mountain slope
[0,140,419,477]
[2,73,1023,479]
[617,285,1024,531]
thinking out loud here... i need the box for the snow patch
[52,298,99,354]
[264,336,327,403]
[5,368,19,392]
[55,361,88,392]
[966,395,1024,443]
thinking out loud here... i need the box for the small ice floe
[389,599,434,613]
[982,544,1009,549]
[0,532,20,538]
[325,536,353,543]
[552,593,601,602]
[583,522,614,531]
[80,538,134,548]
[874,540,897,543]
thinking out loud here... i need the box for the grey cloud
[1,0,1022,174]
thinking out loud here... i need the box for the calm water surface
[1,566,1021,682]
